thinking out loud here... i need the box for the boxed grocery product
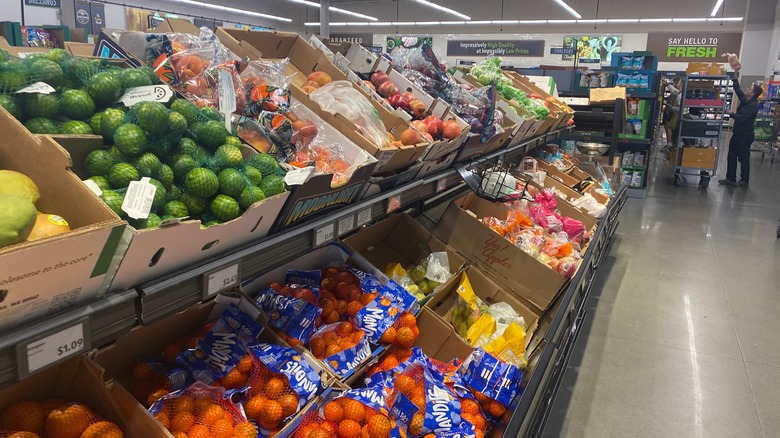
[533,160,609,204]
[681,147,717,169]
[433,193,596,312]
[214,28,431,174]
[589,86,626,103]
[0,355,166,437]
[344,213,467,303]
[52,134,290,291]
[455,106,518,163]
[0,108,126,332]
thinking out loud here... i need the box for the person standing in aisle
[718,70,762,187]
[662,76,682,151]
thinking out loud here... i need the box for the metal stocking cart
[672,75,731,188]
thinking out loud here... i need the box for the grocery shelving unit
[672,75,731,188]
[753,97,780,164]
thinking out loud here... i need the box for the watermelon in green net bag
[88,175,111,191]
[121,68,153,89]
[62,57,101,87]
[166,184,183,202]
[19,93,59,120]
[159,200,189,218]
[87,72,123,106]
[217,168,247,198]
[59,120,93,135]
[177,137,210,161]
[84,149,116,177]
[134,101,169,135]
[180,192,207,216]
[24,117,59,134]
[201,106,223,122]
[28,58,64,88]
[168,111,188,135]
[132,152,162,177]
[170,98,200,124]
[210,194,240,222]
[100,189,126,218]
[184,167,219,198]
[245,153,280,178]
[210,144,243,172]
[0,94,21,119]
[60,89,95,120]
[108,163,140,189]
[259,175,285,197]
[99,107,126,139]
[192,120,229,150]
[156,163,175,190]
[239,185,266,211]
[131,212,162,229]
[40,48,70,65]
[148,178,167,210]
[0,59,31,93]
[114,123,148,157]
[171,154,199,182]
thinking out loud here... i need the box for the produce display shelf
[617,138,652,145]
[0,290,137,388]
[499,183,627,437]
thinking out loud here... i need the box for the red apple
[408,99,426,119]
[422,132,434,142]
[441,119,461,140]
[307,71,332,87]
[411,120,428,133]
[371,71,390,87]
[400,128,422,145]
[378,81,399,98]
[388,93,410,110]
[402,91,416,102]
[424,115,443,137]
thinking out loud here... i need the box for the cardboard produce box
[531,160,610,206]
[589,86,626,103]
[52,135,290,292]
[420,265,541,364]
[214,28,430,175]
[681,147,717,169]
[0,355,167,437]
[95,293,327,437]
[433,193,596,312]
[455,107,517,163]
[343,213,468,303]
[506,72,574,130]
[417,149,458,178]
[0,108,126,332]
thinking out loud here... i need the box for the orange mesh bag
[296,388,398,438]
[380,312,420,348]
[0,400,124,438]
[149,381,255,438]
[317,267,379,327]
[308,321,371,377]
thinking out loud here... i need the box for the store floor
[544,144,780,437]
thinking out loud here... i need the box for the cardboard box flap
[150,18,201,35]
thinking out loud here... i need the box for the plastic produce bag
[389,363,464,437]
[308,321,371,376]
[529,204,563,234]
[450,273,490,337]
[309,81,391,149]
[570,193,607,218]
[240,58,294,116]
[459,348,522,410]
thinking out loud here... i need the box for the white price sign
[314,223,335,247]
[387,195,401,214]
[356,208,372,227]
[17,319,90,378]
[203,262,241,299]
[338,215,355,236]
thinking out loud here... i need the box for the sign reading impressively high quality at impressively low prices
[646,32,743,62]
[447,40,545,57]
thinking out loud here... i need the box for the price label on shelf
[387,195,401,214]
[356,208,372,227]
[17,319,91,378]
[436,179,447,193]
[203,262,241,300]
[338,215,355,236]
[314,223,335,247]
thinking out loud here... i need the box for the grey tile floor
[543,144,780,437]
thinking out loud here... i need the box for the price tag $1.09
[21,321,89,376]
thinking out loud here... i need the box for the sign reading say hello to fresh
[646,32,742,62]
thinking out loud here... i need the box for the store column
[738,0,778,85]
[766,0,780,76]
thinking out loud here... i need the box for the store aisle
[544,149,780,437]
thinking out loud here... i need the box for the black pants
[726,133,753,182]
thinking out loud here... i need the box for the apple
[378,81,399,98]
[388,93,410,110]
[411,120,428,133]
[441,120,461,140]
[363,80,376,92]
[307,71,332,87]
[424,115,443,137]
[402,91,416,102]
[391,140,404,148]
[422,132,434,142]
[371,71,390,87]
[400,128,422,145]
[408,99,426,119]
[303,80,320,89]
[301,85,318,94]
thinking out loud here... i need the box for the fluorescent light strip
[673,17,708,22]
[577,19,607,23]
[640,18,673,22]
[492,20,519,24]
[554,0,582,19]
[286,0,378,21]
[518,20,548,24]
[466,20,492,24]
[304,17,744,27]
[410,0,471,20]
[440,21,467,24]
[708,16,743,21]
[607,18,639,23]
[711,0,724,16]
[548,19,577,23]
[170,0,292,22]
[416,21,441,25]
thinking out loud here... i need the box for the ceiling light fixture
[466,20,493,24]
[607,18,639,23]
[304,16,744,27]
[169,0,292,22]
[410,0,471,20]
[554,0,582,19]
[711,0,724,16]
[672,17,708,22]
[286,0,378,21]
[492,20,519,24]
[578,19,607,23]
[548,19,578,23]
[640,18,673,22]
[416,21,441,25]
[518,20,548,24]
[708,16,743,21]
[440,21,467,24]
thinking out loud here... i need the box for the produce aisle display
[0,23,626,438]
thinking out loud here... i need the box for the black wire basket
[455,156,532,203]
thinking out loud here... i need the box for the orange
[336,300,349,317]
[398,313,417,328]
[341,398,365,424]
[366,414,391,438]
[310,337,326,357]
[257,400,283,430]
[44,403,92,438]
[80,421,123,438]
[461,398,480,415]
[0,400,45,434]
[237,354,253,373]
[465,413,485,431]
[396,375,415,396]
[265,377,286,400]
[172,433,188,438]
[320,420,337,434]
[161,344,184,364]
[473,391,491,405]
[232,421,257,438]
[347,300,364,318]
[173,396,195,415]
[220,367,247,389]
[7,433,41,438]
[323,331,339,346]
[147,389,169,407]
[335,282,350,299]
[307,427,330,438]
[169,411,196,434]
[209,418,234,436]
[198,404,225,425]
[381,355,399,372]
[278,393,299,418]
[347,287,362,303]
[395,348,412,362]
[39,399,69,414]
[408,413,424,436]
[152,412,170,429]
[351,331,365,343]
[244,396,265,421]
[359,293,374,306]
[186,424,209,438]
[193,397,214,414]
[411,396,426,410]
[379,327,396,344]
[337,271,354,284]
[475,430,485,438]
[132,362,155,381]
[324,344,342,358]
[395,327,416,348]
[336,322,353,337]
[323,401,343,423]
[338,419,362,438]
[361,425,371,438]
[488,400,507,418]
[411,387,425,401]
